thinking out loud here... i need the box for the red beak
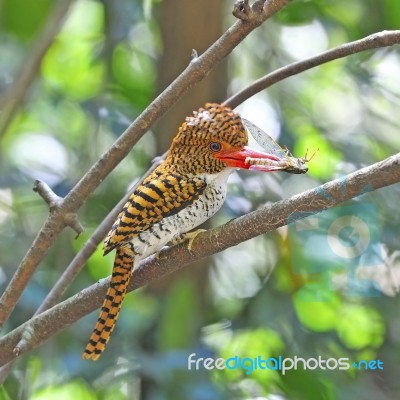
[216,146,285,172]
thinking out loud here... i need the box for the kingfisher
[82,103,283,360]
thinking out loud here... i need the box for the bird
[82,102,283,360]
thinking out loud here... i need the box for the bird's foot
[153,245,170,260]
[171,229,206,251]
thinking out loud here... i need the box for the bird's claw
[153,245,170,259]
[171,229,207,252]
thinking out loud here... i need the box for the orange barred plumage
[82,247,133,360]
[82,103,283,360]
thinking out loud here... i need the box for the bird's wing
[103,169,207,254]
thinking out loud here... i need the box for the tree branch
[19,28,400,324]
[0,0,75,139]
[2,0,399,373]
[0,0,289,329]
[225,30,400,108]
[0,152,399,366]
[0,155,165,383]
[33,180,84,237]
[35,154,165,315]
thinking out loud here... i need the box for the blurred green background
[1,0,400,399]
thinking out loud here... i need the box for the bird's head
[166,103,281,175]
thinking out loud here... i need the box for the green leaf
[293,291,341,332]
[42,40,104,100]
[60,0,104,39]
[41,0,105,100]
[276,0,323,25]
[218,329,284,385]
[337,304,385,349]
[2,0,53,41]
[112,43,155,107]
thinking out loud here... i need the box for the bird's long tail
[82,246,134,360]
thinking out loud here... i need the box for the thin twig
[0,2,398,376]
[24,28,398,325]
[23,28,400,321]
[32,180,63,209]
[0,155,165,383]
[0,0,288,330]
[0,152,399,366]
[36,153,165,315]
[225,30,400,108]
[32,180,84,237]
[0,0,75,139]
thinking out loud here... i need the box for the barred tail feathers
[82,247,134,360]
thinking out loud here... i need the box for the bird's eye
[209,142,222,152]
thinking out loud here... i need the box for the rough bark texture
[0,151,399,366]
[1,0,399,381]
